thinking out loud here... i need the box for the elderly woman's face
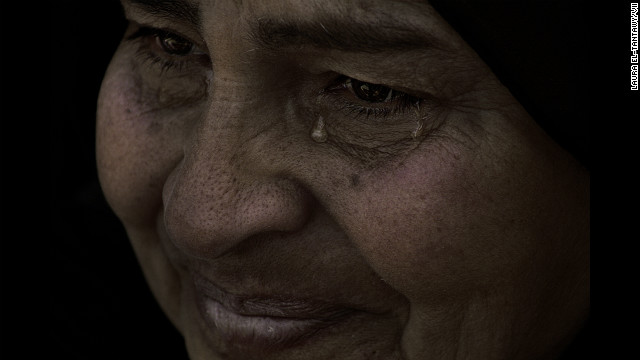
[97,0,589,359]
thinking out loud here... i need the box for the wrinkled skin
[96,0,589,359]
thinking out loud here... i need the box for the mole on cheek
[147,120,162,135]
[349,174,360,188]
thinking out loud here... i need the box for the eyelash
[323,77,424,121]
[126,26,200,74]
[125,26,425,120]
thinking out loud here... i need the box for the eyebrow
[123,0,445,54]
[125,0,200,27]
[249,16,447,54]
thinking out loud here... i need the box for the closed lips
[192,274,357,348]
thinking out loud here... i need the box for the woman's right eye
[126,26,209,73]
[155,31,195,56]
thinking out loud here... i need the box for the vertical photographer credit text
[632,3,638,90]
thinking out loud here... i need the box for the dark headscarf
[429,0,590,169]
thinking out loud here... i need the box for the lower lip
[190,272,359,351]
[197,297,335,348]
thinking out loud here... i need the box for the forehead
[123,0,441,31]
[231,0,432,18]
[123,0,460,58]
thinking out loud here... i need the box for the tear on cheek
[310,115,328,143]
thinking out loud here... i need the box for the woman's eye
[348,79,394,103]
[126,25,211,74]
[156,31,194,55]
[321,76,423,120]
[127,26,200,58]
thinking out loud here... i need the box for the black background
[0,0,630,358]
[45,1,190,358]
[2,0,189,358]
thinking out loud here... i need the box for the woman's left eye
[348,78,394,103]
[323,76,422,120]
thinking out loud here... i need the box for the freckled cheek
[334,155,485,300]
[96,66,183,227]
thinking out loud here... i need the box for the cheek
[96,55,185,227]
[332,145,518,303]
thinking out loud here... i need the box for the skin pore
[96,0,589,359]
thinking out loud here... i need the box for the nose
[162,100,312,260]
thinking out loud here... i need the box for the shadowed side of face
[96,0,589,359]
